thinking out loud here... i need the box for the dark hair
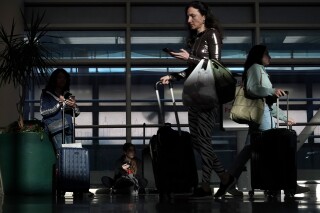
[185,1,223,47]
[122,143,135,152]
[243,45,269,81]
[45,68,70,93]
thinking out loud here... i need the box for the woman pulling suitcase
[218,44,310,197]
[160,1,236,198]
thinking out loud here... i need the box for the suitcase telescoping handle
[61,102,76,144]
[276,90,289,128]
[155,81,181,134]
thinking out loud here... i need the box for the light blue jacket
[246,63,288,122]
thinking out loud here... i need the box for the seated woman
[101,143,148,195]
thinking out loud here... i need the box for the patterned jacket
[40,89,80,135]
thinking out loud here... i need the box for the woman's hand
[287,117,296,126]
[160,75,171,85]
[274,88,287,98]
[65,96,77,108]
[59,95,65,103]
[122,163,130,171]
[170,49,190,61]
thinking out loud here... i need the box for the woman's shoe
[227,188,243,196]
[295,185,310,194]
[189,187,213,199]
[214,176,236,198]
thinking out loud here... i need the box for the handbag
[229,86,265,125]
[211,59,237,104]
[182,59,219,109]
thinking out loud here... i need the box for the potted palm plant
[0,11,56,195]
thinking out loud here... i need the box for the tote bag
[182,59,219,109]
[229,86,265,125]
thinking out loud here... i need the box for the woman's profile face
[187,6,206,32]
[262,51,271,66]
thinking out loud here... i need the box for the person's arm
[65,97,81,117]
[270,103,295,125]
[113,158,127,180]
[246,64,275,98]
[74,105,80,117]
[163,29,221,83]
[40,91,62,118]
[270,104,287,121]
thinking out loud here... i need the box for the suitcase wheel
[284,189,295,198]
[266,190,280,197]
[73,192,84,198]
[249,190,254,198]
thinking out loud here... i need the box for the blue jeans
[51,128,73,150]
[257,104,275,131]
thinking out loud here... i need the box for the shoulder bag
[229,86,265,125]
[211,59,237,104]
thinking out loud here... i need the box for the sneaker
[214,175,236,198]
[131,190,139,196]
[189,187,213,199]
[227,188,243,197]
[295,185,310,194]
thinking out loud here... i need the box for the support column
[0,0,23,129]
[0,0,23,195]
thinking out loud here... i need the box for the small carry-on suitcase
[250,92,297,197]
[149,81,198,195]
[55,101,90,197]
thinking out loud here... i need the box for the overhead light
[223,36,250,44]
[131,37,183,44]
[57,36,252,45]
[283,36,305,43]
[61,37,125,44]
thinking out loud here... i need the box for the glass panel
[131,30,252,59]
[41,31,126,59]
[312,84,320,105]
[25,5,126,25]
[260,6,320,24]
[222,30,253,59]
[211,5,254,24]
[131,5,183,24]
[131,112,158,139]
[131,31,187,59]
[260,30,320,58]
[314,109,320,144]
[75,112,93,145]
[99,112,126,145]
[99,73,126,106]
[71,84,93,107]
[274,84,306,105]
[267,66,320,72]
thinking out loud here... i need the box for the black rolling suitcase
[55,102,90,197]
[149,81,198,195]
[250,92,297,197]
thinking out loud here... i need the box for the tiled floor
[1,182,320,213]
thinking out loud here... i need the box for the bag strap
[202,59,208,70]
